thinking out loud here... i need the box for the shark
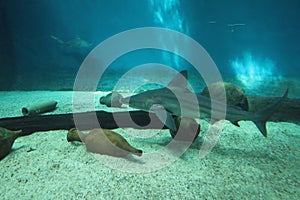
[50,35,92,48]
[51,35,92,62]
[108,70,288,137]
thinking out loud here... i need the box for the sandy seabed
[0,91,299,200]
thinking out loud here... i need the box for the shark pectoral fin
[253,120,267,137]
[232,121,240,127]
[151,105,177,132]
[210,118,219,124]
[167,70,188,89]
[161,112,177,132]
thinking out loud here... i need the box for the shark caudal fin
[253,89,288,137]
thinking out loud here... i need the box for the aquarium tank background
[0,0,299,92]
[1,1,300,199]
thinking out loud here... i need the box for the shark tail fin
[253,89,288,137]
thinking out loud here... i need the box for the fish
[50,35,92,48]
[67,128,142,157]
[118,70,288,137]
[0,127,22,160]
[227,23,246,27]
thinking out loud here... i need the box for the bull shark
[106,71,288,137]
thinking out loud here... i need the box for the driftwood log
[0,111,167,136]
[0,96,299,137]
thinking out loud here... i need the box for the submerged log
[0,96,299,137]
[0,111,167,136]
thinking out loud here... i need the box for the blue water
[0,0,299,91]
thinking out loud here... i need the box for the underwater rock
[99,92,123,107]
[22,100,58,116]
[169,116,200,142]
[67,128,142,157]
[201,82,249,111]
[0,127,22,160]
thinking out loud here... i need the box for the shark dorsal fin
[167,70,188,89]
